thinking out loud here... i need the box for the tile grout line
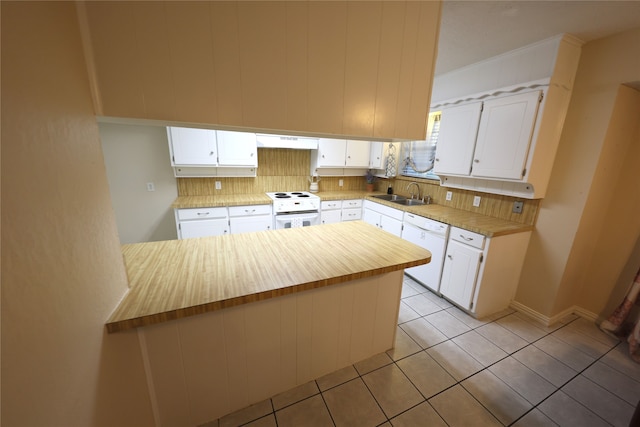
[227,278,629,427]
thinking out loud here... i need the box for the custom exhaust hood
[256,133,318,149]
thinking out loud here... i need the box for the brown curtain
[600,268,640,363]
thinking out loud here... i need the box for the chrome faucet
[406,181,420,200]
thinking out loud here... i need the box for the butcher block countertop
[106,221,431,333]
[362,196,533,237]
[171,191,531,237]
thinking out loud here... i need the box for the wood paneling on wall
[79,1,441,140]
[177,148,538,227]
[392,176,539,225]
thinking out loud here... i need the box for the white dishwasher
[401,213,449,293]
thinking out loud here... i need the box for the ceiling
[435,0,640,76]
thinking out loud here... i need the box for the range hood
[256,133,318,149]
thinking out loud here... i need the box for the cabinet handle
[474,159,479,163]
[245,209,256,214]
[210,151,214,155]
[435,158,440,162]
[447,254,453,260]
[460,234,474,241]
[251,153,254,156]
[197,212,210,216]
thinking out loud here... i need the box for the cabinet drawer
[342,199,363,209]
[342,208,362,221]
[177,207,228,220]
[321,200,342,210]
[228,204,272,217]
[450,226,485,249]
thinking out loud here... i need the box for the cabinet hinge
[470,302,474,310]
[479,254,484,263]
[522,168,526,177]
[178,223,181,230]
[539,93,544,103]
[480,104,484,112]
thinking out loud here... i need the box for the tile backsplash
[178,148,539,226]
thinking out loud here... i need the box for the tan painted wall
[100,122,178,243]
[572,86,640,317]
[514,27,640,319]
[1,3,154,426]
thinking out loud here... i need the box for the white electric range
[265,191,321,229]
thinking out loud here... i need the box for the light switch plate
[146,182,155,192]
[446,191,452,201]
[215,181,222,190]
[473,196,481,207]
[339,179,343,187]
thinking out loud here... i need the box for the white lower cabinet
[341,199,363,222]
[440,226,531,318]
[321,200,342,225]
[440,239,483,309]
[229,204,273,234]
[176,207,229,239]
[362,200,403,237]
[321,199,363,224]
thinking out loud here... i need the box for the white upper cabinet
[433,102,482,176]
[167,126,257,177]
[345,140,371,167]
[429,34,582,199]
[316,139,348,167]
[472,91,541,179]
[216,130,257,167]
[369,141,384,169]
[169,127,217,166]
[314,138,370,168]
[434,91,541,181]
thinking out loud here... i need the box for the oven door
[274,211,320,229]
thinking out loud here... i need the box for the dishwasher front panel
[401,222,447,293]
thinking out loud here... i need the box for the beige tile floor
[203,275,640,427]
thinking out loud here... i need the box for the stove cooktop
[265,191,320,200]
[266,191,320,213]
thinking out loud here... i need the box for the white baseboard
[509,301,599,326]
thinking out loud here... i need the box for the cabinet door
[379,214,403,237]
[433,102,482,176]
[169,127,217,166]
[345,140,371,167]
[369,141,384,169]
[229,216,272,234]
[321,209,342,225]
[362,209,380,228]
[471,91,541,179]
[317,138,347,167]
[179,218,229,239]
[216,130,257,166]
[439,240,482,310]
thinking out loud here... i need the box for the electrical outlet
[473,196,481,207]
[339,179,343,187]
[146,182,155,192]
[215,181,222,190]
[446,191,452,201]
[513,201,524,214]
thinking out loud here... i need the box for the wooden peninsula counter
[107,221,431,426]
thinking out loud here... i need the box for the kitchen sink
[391,198,426,206]
[371,194,406,202]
